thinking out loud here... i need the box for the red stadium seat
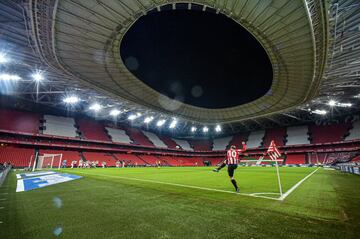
[0,108,40,134]
[187,139,213,151]
[124,128,154,147]
[229,133,249,148]
[309,122,351,144]
[82,152,117,167]
[114,153,146,166]
[285,154,306,164]
[157,135,179,149]
[0,146,34,167]
[77,118,111,141]
[263,128,286,147]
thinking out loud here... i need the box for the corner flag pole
[267,140,283,197]
[275,160,283,197]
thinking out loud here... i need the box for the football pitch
[1,167,359,238]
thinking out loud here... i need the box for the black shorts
[227,164,238,177]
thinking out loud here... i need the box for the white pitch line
[278,168,320,201]
[0,207,4,209]
[67,171,280,201]
[250,192,280,196]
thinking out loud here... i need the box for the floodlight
[63,96,79,104]
[191,127,197,132]
[169,119,177,129]
[215,125,222,132]
[156,119,166,127]
[312,109,327,115]
[338,103,352,107]
[203,126,209,133]
[0,73,21,81]
[0,53,8,64]
[128,114,137,120]
[110,109,120,116]
[32,72,44,82]
[327,100,352,108]
[144,116,154,124]
[89,103,102,111]
[328,100,336,107]
[128,112,142,120]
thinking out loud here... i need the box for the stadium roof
[0,0,359,136]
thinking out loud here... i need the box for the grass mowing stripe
[279,167,320,200]
[66,170,281,201]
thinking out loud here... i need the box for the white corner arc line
[67,171,280,201]
[278,168,320,201]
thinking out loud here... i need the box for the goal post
[35,154,63,170]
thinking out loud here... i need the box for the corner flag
[267,140,281,161]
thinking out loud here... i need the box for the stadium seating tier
[43,115,78,138]
[286,126,310,145]
[0,146,34,167]
[285,154,306,164]
[0,108,40,134]
[77,118,110,141]
[309,122,351,144]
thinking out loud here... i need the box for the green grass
[1,167,359,239]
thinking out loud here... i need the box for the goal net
[36,154,63,170]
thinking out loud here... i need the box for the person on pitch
[213,141,247,192]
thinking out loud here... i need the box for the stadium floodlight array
[203,126,209,133]
[0,53,8,64]
[156,119,166,127]
[169,119,177,129]
[191,126,197,132]
[327,100,352,108]
[63,96,80,104]
[110,109,120,116]
[338,103,352,107]
[89,103,102,111]
[144,116,154,123]
[215,125,221,132]
[0,73,21,81]
[312,109,327,115]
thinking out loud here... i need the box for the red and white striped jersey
[226,143,246,165]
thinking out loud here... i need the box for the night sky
[120,4,273,109]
